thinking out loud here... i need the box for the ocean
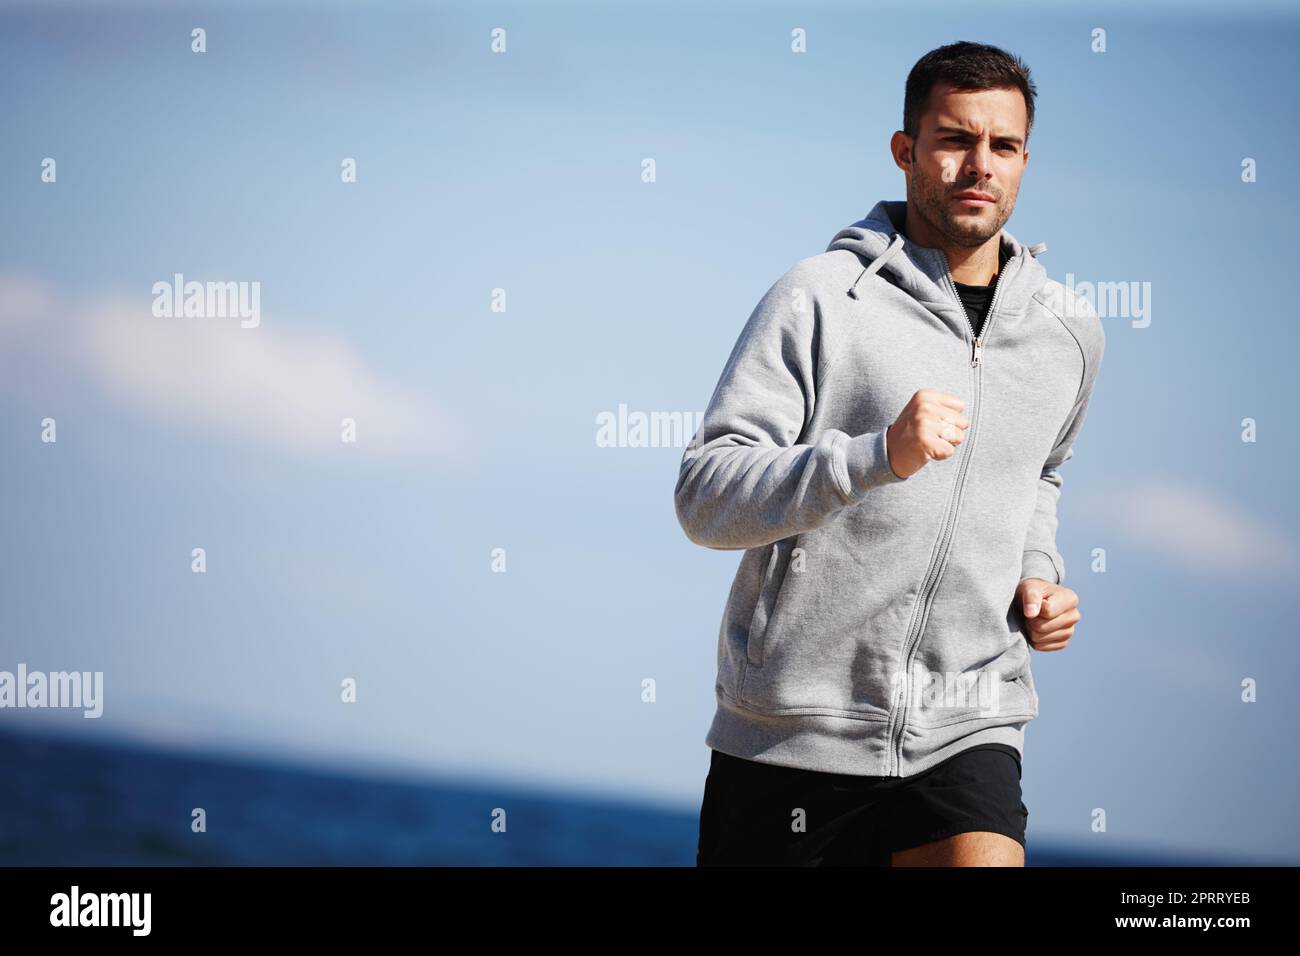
[0,729,1237,866]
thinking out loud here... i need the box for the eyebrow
[933,126,1024,148]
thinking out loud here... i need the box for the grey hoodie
[674,199,1105,777]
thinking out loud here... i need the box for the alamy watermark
[596,403,704,448]
[0,663,103,718]
[1062,272,1151,328]
[888,664,1013,718]
[151,273,261,328]
[50,885,150,936]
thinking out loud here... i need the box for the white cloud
[1109,478,1298,576]
[0,274,468,462]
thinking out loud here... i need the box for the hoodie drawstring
[848,233,906,300]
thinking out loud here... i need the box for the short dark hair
[903,41,1037,144]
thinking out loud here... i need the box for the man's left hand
[1016,578,1080,652]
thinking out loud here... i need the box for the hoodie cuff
[843,429,906,496]
[1020,549,1062,586]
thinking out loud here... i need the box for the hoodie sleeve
[674,262,906,551]
[1020,304,1106,586]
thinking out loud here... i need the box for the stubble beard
[910,160,1013,250]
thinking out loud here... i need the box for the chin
[946,221,993,242]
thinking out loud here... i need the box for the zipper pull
[971,337,983,367]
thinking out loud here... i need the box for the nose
[963,140,994,182]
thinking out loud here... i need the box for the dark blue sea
[0,729,1244,866]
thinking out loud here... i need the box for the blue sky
[2,0,1298,863]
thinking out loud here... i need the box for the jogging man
[676,41,1105,866]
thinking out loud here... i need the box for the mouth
[952,191,996,207]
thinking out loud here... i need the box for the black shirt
[952,244,1010,340]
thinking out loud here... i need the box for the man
[675,40,1105,866]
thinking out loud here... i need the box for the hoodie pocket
[745,537,797,666]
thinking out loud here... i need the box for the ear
[890,130,914,172]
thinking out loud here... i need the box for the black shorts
[696,744,1028,866]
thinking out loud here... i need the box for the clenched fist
[1016,578,1081,652]
[884,389,970,479]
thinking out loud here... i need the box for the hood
[826,199,1050,330]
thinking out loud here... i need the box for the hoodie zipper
[947,257,1008,366]
[886,249,1011,775]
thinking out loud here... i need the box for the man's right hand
[885,389,970,479]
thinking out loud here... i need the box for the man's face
[900,82,1030,248]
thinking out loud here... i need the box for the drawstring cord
[847,233,906,299]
